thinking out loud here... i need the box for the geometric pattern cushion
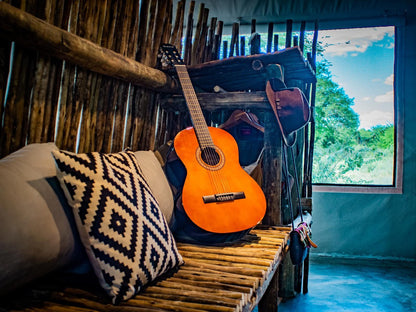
[52,149,183,304]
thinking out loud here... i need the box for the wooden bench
[0,226,291,312]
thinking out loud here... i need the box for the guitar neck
[175,64,214,149]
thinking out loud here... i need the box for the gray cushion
[0,143,81,294]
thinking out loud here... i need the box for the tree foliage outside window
[312,27,395,186]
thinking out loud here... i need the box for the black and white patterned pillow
[52,149,183,304]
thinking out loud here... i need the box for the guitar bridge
[202,192,246,203]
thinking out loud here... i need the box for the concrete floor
[277,256,416,312]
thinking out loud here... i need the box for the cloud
[375,90,394,103]
[359,110,394,129]
[384,74,394,86]
[320,26,394,56]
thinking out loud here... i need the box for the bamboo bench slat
[1,226,291,312]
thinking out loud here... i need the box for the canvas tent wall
[175,0,416,260]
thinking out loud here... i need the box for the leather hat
[266,80,311,146]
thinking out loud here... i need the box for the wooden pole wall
[0,0,180,157]
[0,0,316,203]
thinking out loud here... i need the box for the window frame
[312,21,404,194]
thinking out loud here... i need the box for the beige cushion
[134,151,174,224]
[0,143,81,294]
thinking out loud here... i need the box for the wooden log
[151,0,170,67]
[142,91,159,150]
[293,35,299,47]
[127,296,235,312]
[92,0,118,153]
[108,0,135,152]
[0,2,177,92]
[123,85,135,149]
[240,36,245,56]
[178,266,260,286]
[285,19,293,48]
[299,21,306,53]
[127,0,140,59]
[222,40,228,59]
[197,8,209,63]
[0,47,35,157]
[55,0,79,151]
[173,269,258,288]
[154,279,248,299]
[161,277,253,297]
[273,34,279,52]
[184,1,195,65]
[178,250,273,267]
[48,292,164,311]
[136,0,149,62]
[129,87,143,151]
[229,22,239,57]
[171,0,185,51]
[136,293,239,310]
[55,62,74,150]
[142,285,242,306]
[213,20,223,60]
[111,82,129,152]
[191,3,205,65]
[177,245,277,259]
[0,41,10,151]
[262,111,283,225]
[267,22,273,53]
[182,259,265,278]
[28,56,48,144]
[42,302,97,312]
[205,17,217,61]
[37,0,68,144]
[257,266,279,312]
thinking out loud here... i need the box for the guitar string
[176,65,230,195]
[177,67,224,194]
[166,50,227,193]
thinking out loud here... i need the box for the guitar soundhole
[201,147,220,166]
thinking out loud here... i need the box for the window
[312,25,403,194]
[218,22,403,194]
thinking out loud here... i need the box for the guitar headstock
[158,43,184,69]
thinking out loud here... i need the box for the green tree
[313,61,365,183]
[312,60,394,185]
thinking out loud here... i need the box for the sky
[315,26,395,129]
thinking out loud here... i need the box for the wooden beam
[0,2,177,92]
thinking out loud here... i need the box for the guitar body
[174,126,266,233]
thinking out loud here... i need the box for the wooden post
[171,0,185,51]
[274,34,279,52]
[258,267,279,312]
[262,111,282,226]
[213,21,223,60]
[240,36,245,56]
[184,1,195,65]
[267,22,273,53]
[285,19,293,48]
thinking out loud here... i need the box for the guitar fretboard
[175,65,214,149]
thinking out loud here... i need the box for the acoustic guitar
[160,44,266,234]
